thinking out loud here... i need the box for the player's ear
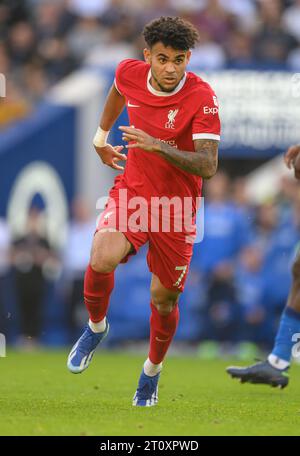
[143,48,151,64]
[186,50,191,64]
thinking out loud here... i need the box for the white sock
[268,354,290,370]
[144,358,162,377]
[88,318,106,333]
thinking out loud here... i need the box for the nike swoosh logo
[155,337,169,342]
[104,211,113,220]
[128,101,140,108]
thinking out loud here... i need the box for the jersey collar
[147,69,187,97]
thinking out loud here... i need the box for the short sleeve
[192,88,221,141]
[114,59,135,97]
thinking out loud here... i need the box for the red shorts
[97,184,196,292]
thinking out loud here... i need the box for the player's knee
[90,231,124,273]
[153,299,177,316]
[90,252,117,273]
[151,292,178,316]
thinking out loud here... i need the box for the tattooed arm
[154,138,218,179]
[119,126,219,178]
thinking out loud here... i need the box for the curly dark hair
[143,16,199,51]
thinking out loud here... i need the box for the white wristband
[93,127,110,148]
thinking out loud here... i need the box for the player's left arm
[156,138,218,178]
[119,126,218,178]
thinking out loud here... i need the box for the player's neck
[149,75,166,92]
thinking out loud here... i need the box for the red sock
[83,264,114,323]
[148,302,179,365]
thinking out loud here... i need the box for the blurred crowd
[0,171,299,354]
[1,0,300,126]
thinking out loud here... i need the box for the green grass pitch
[1,350,300,436]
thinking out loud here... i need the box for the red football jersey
[114,59,221,205]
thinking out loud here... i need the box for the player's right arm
[284,144,300,179]
[93,84,127,171]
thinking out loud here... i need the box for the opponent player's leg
[133,274,180,406]
[227,248,300,388]
[67,230,132,373]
